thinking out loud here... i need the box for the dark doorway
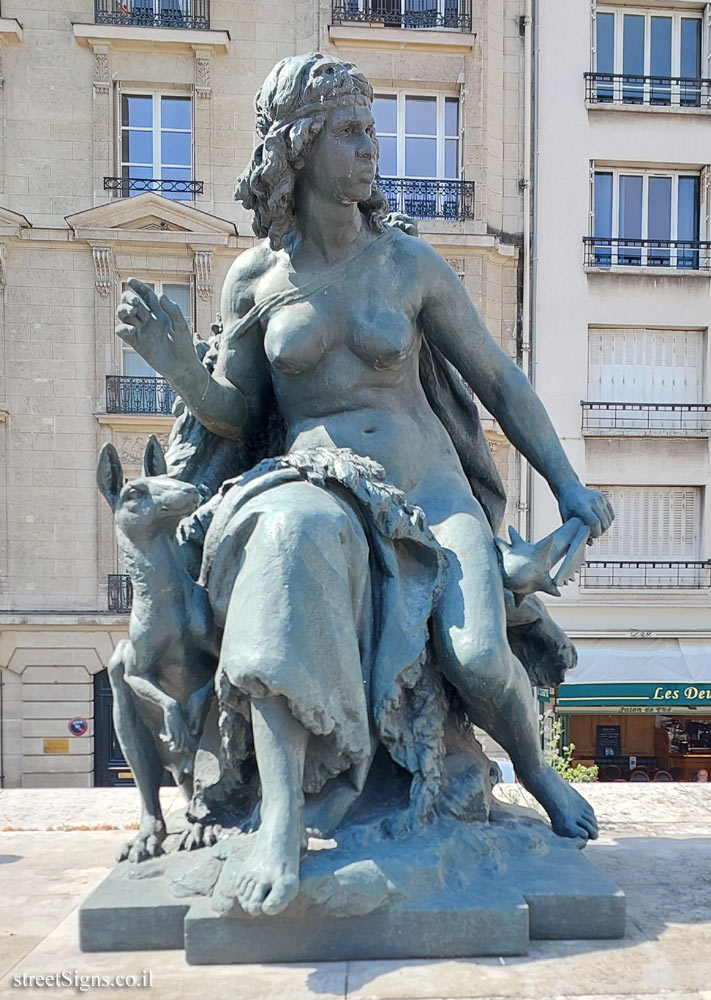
[94,669,134,787]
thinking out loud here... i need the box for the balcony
[332,0,471,31]
[94,0,210,30]
[583,237,711,272]
[580,560,711,590]
[106,375,176,415]
[108,574,133,612]
[581,401,711,436]
[104,177,203,199]
[378,178,475,220]
[585,72,711,110]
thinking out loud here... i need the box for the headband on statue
[257,93,372,139]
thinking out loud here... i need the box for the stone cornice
[95,413,176,434]
[72,22,229,55]
[329,23,474,53]
[0,18,23,44]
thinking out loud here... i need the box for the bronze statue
[109,52,613,920]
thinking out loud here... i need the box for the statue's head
[236,53,389,252]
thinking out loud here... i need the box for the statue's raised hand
[116,277,196,381]
[556,480,614,539]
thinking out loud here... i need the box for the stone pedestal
[79,804,625,963]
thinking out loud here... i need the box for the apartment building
[533,0,711,780]
[0,0,526,786]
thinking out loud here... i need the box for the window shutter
[592,485,700,560]
[701,164,710,242]
[588,327,702,404]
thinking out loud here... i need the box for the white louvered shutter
[592,486,701,560]
[588,328,702,404]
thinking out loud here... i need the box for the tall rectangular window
[592,168,702,268]
[120,281,191,377]
[594,7,703,106]
[121,93,192,200]
[373,92,459,178]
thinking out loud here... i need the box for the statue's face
[299,103,377,205]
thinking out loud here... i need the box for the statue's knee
[444,634,512,697]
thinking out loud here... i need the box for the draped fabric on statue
[165,226,576,823]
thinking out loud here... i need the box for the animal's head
[97,436,200,542]
[494,526,561,604]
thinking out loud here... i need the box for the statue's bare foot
[118,817,166,863]
[524,766,598,840]
[234,808,302,917]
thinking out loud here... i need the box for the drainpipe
[520,0,535,540]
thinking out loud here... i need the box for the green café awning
[557,638,711,711]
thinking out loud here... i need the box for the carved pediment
[0,205,31,236]
[65,193,237,238]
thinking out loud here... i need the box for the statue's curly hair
[235,53,390,252]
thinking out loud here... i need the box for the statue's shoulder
[221,240,278,320]
[383,223,446,276]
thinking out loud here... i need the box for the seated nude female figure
[115,54,613,918]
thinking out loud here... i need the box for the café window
[120,92,193,201]
[595,6,703,103]
[373,92,460,179]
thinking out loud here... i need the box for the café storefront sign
[557,682,711,711]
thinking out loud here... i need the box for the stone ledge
[0,18,22,44]
[95,412,175,434]
[329,23,475,53]
[72,22,230,55]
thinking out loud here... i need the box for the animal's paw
[176,820,223,852]
[118,820,166,863]
[161,703,196,755]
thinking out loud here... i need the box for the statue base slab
[79,803,625,962]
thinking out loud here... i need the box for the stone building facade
[533,0,711,772]
[0,0,527,786]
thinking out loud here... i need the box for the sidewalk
[0,785,710,1000]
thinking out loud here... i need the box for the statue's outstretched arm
[116,264,271,440]
[416,242,613,538]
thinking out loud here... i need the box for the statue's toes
[117,842,131,863]
[262,875,299,916]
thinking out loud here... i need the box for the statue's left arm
[416,241,613,537]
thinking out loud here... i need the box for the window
[592,167,702,267]
[588,327,704,404]
[595,7,703,105]
[120,93,193,200]
[591,486,701,561]
[373,92,459,179]
[372,92,471,220]
[120,281,191,377]
[584,327,708,431]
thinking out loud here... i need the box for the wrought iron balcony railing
[106,375,176,415]
[378,177,475,220]
[583,237,711,271]
[582,401,711,433]
[104,177,203,198]
[585,72,711,109]
[108,574,133,612]
[332,0,471,30]
[579,560,711,589]
[94,0,210,29]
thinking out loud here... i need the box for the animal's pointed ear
[494,536,511,555]
[143,435,167,477]
[97,443,123,511]
[508,526,524,546]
